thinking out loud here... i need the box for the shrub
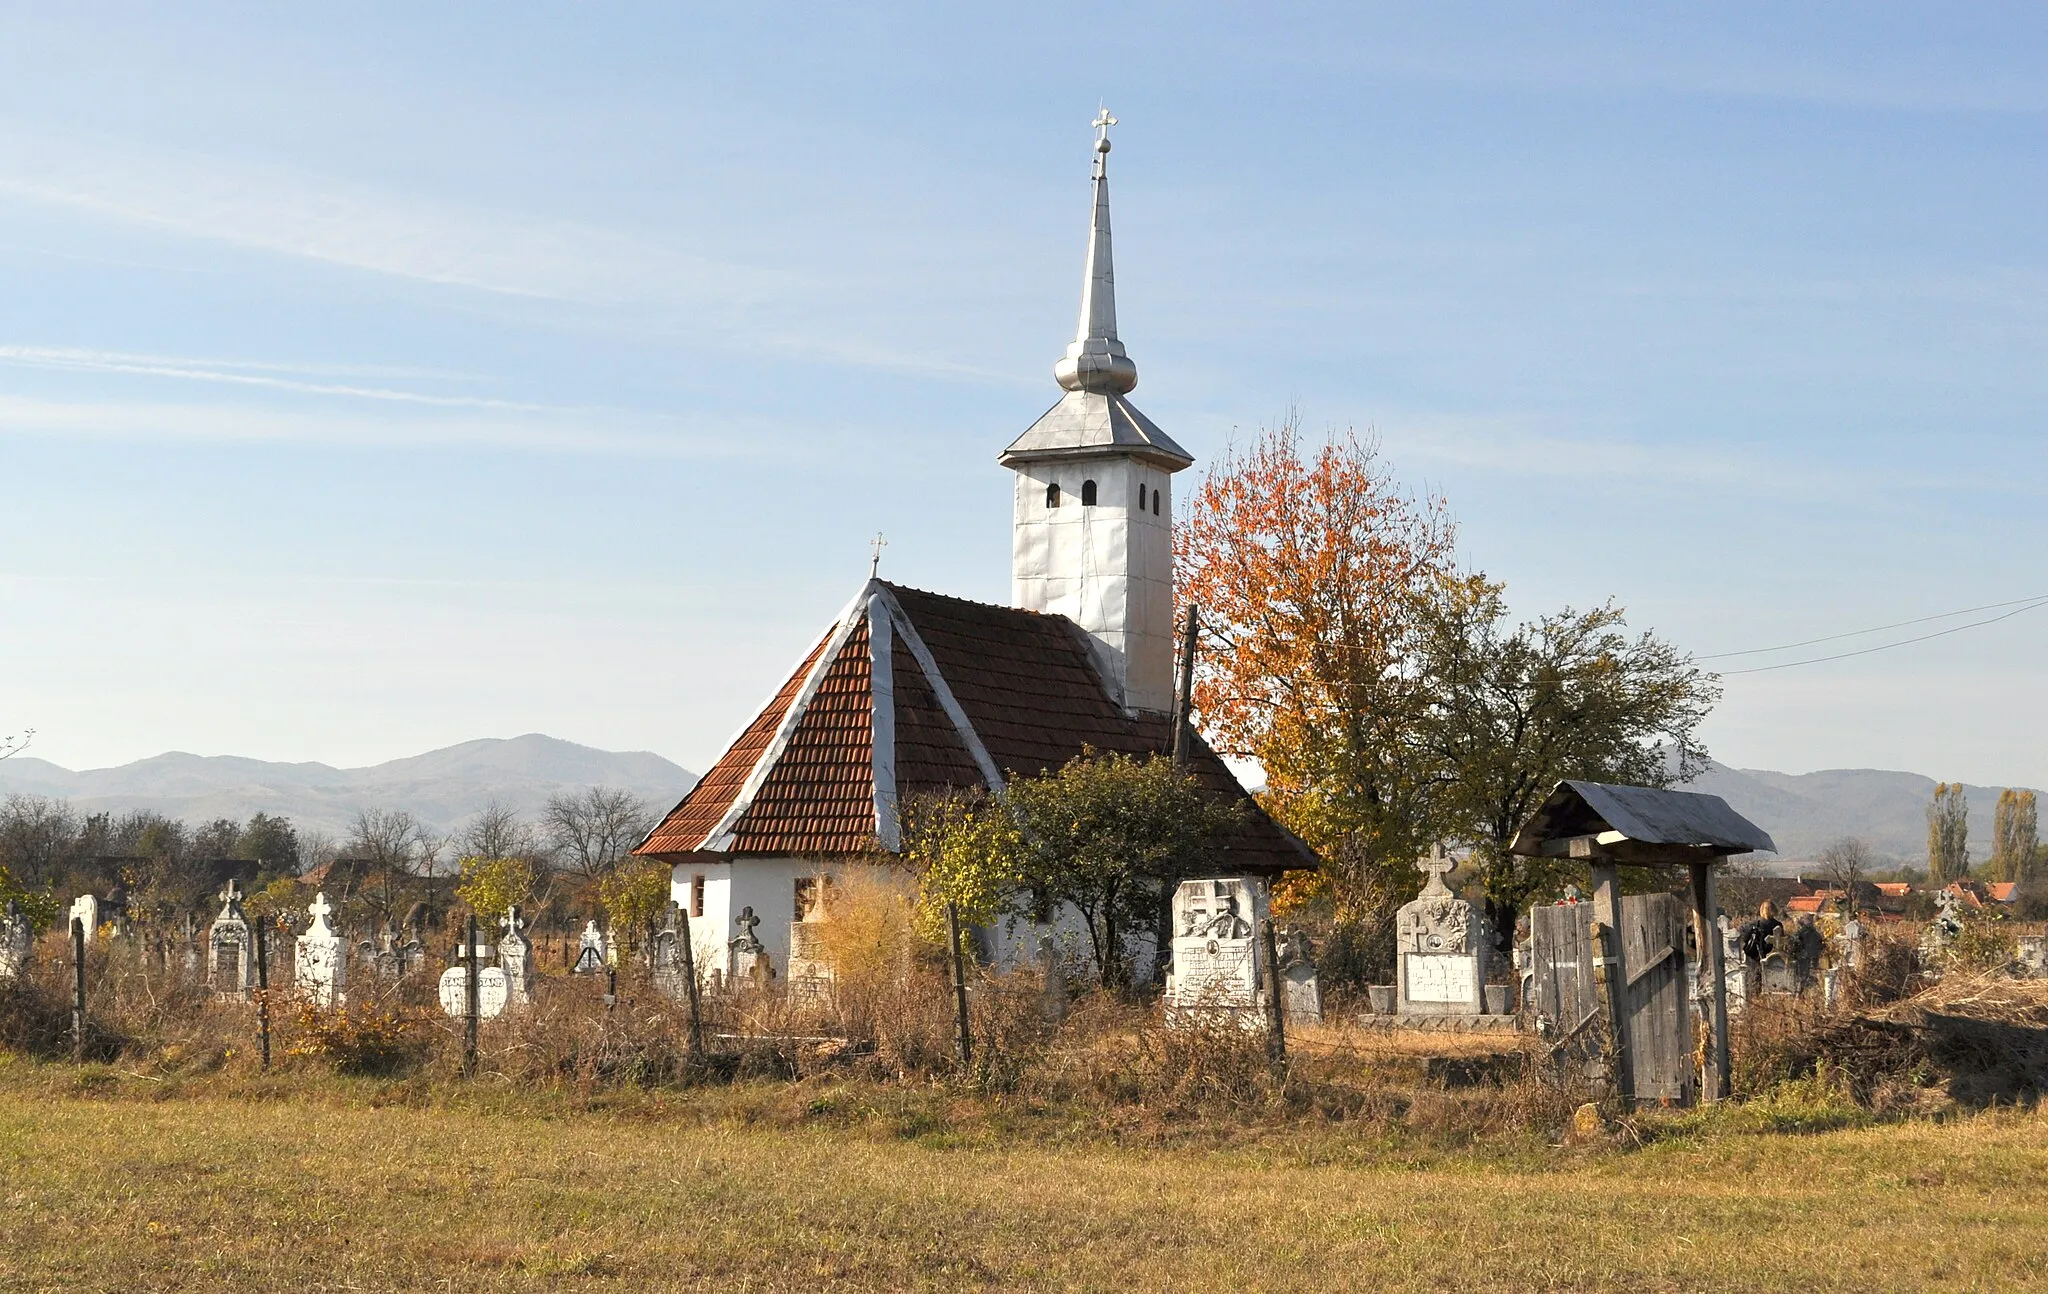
[284,997,431,1076]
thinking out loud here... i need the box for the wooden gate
[1529,893,1693,1105]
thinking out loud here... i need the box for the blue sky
[2,4,2044,787]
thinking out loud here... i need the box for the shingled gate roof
[636,580,1312,873]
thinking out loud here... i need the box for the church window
[1045,482,1060,509]
[1137,483,1148,511]
[1081,479,1097,507]
[1152,490,1161,516]
[691,874,705,919]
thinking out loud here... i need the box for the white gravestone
[68,893,99,943]
[208,880,256,999]
[572,920,607,974]
[1394,847,1490,1016]
[293,892,347,1008]
[651,903,692,1003]
[498,906,533,1005]
[1166,878,1265,1020]
[0,899,32,980]
[438,964,509,1019]
[728,906,774,988]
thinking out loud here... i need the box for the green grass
[2,1063,2045,1291]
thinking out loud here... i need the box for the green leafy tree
[597,859,672,953]
[1927,783,1970,885]
[901,791,1028,943]
[1418,588,1719,940]
[236,813,303,875]
[1003,750,1245,989]
[0,861,59,932]
[454,855,538,925]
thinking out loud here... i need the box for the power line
[1718,598,2048,675]
[1700,592,2048,660]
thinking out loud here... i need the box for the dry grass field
[3,1061,2045,1293]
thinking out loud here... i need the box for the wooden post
[1588,863,1635,1107]
[255,922,272,1072]
[462,915,479,1078]
[946,902,972,1069]
[1261,919,1287,1071]
[1170,605,1199,767]
[678,911,705,1059]
[70,917,87,1064]
[1690,861,1730,1102]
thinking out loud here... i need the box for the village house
[632,115,1314,979]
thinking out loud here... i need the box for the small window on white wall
[1045,482,1061,509]
[691,874,705,918]
[1153,490,1161,516]
[1081,479,1097,506]
[1137,483,1148,511]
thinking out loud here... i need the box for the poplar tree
[1992,789,2040,883]
[1926,783,1970,884]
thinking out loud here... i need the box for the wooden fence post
[462,915,479,1078]
[70,917,87,1064]
[1262,919,1287,1072]
[255,922,272,1072]
[1690,861,1730,1102]
[677,914,704,1059]
[1589,863,1635,1107]
[946,902,972,1069]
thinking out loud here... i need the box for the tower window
[1045,482,1061,509]
[1152,490,1161,516]
[691,874,705,919]
[1081,479,1097,507]
[1137,484,1148,511]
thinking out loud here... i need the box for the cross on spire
[869,532,887,578]
[1092,105,1116,143]
[1416,844,1455,897]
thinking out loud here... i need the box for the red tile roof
[637,580,1313,873]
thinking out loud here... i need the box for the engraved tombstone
[1278,926,1322,1026]
[498,906,533,1005]
[1394,847,1489,1016]
[1166,877,1264,1019]
[0,899,32,980]
[438,963,508,1019]
[650,902,689,1002]
[208,880,255,1000]
[293,892,347,1007]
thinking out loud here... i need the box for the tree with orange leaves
[1175,421,1480,919]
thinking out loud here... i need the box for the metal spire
[1054,107,1138,395]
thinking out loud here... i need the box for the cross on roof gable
[635,579,1313,873]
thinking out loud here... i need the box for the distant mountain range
[0,735,2025,872]
[0,734,697,842]
[1683,762,2035,868]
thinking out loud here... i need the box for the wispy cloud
[0,345,540,411]
[0,392,803,459]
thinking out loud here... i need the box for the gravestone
[208,880,255,999]
[69,894,99,944]
[651,902,690,1002]
[293,892,347,1008]
[572,920,607,974]
[2016,934,2048,979]
[1839,916,1866,974]
[438,964,509,1020]
[787,917,832,992]
[1922,891,1964,972]
[1714,915,1749,1016]
[728,906,774,988]
[1758,925,1798,995]
[0,899,31,980]
[179,911,203,981]
[498,906,533,1005]
[1165,877,1264,1020]
[1395,847,1489,1016]
[1037,931,1068,1022]
[1278,926,1322,1026]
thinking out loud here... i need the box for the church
[633,115,1315,977]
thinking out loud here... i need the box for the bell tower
[999,111,1193,716]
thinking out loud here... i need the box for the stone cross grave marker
[293,891,347,1008]
[1394,846,1490,1016]
[1278,926,1322,1026]
[0,899,31,981]
[209,880,255,999]
[572,920,607,974]
[498,906,533,1005]
[651,902,691,1003]
[727,905,774,988]
[1166,878,1264,1020]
